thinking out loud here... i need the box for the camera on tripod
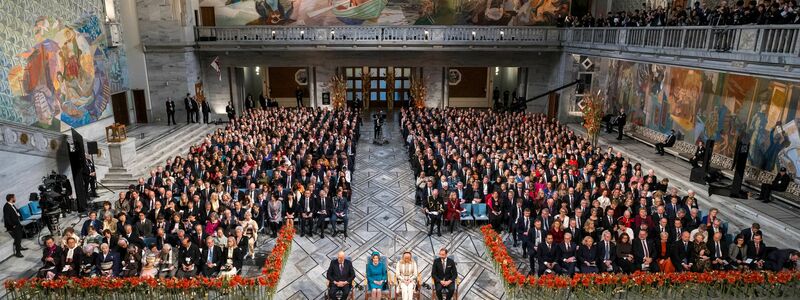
[36,171,73,215]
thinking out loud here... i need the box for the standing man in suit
[201,99,211,124]
[690,140,706,168]
[192,97,201,125]
[3,194,25,258]
[516,209,532,256]
[183,93,194,124]
[758,167,791,203]
[165,97,176,125]
[225,102,236,122]
[655,130,677,156]
[616,108,627,140]
[431,248,457,300]
[327,251,355,300]
[295,86,304,108]
[245,95,255,111]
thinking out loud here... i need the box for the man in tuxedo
[690,140,706,168]
[557,232,578,277]
[4,194,26,257]
[183,93,194,123]
[747,234,768,269]
[200,237,222,277]
[537,234,562,275]
[655,129,677,156]
[758,167,791,203]
[166,97,176,125]
[431,248,457,300]
[192,97,200,125]
[326,251,355,300]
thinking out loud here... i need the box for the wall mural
[600,58,800,181]
[200,0,568,26]
[0,0,127,131]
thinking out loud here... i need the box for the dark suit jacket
[178,244,201,268]
[200,245,223,270]
[537,242,558,264]
[707,240,729,260]
[327,259,356,285]
[3,203,21,231]
[60,247,84,275]
[556,242,578,264]
[766,249,797,271]
[747,241,767,260]
[671,241,694,269]
[596,240,617,265]
[431,257,457,283]
[664,134,676,146]
[222,247,244,271]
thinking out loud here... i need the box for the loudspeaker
[703,139,714,173]
[87,141,98,155]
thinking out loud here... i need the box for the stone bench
[624,125,697,162]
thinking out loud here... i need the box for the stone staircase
[96,124,218,197]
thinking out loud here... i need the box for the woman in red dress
[444,192,463,233]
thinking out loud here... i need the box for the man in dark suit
[201,99,211,124]
[616,108,627,140]
[655,129,677,156]
[192,97,200,125]
[316,189,332,238]
[183,93,194,123]
[516,209,532,255]
[758,167,791,203]
[747,234,768,269]
[597,231,617,273]
[199,237,222,277]
[671,231,694,272]
[633,230,659,272]
[537,234,562,275]
[708,232,730,270]
[299,190,316,237]
[765,249,799,271]
[166,97,176,125]
[225,102,236,122]
[176,237,201,278]
[557,232,578,277]
[327,251,355,300]
[60,236,83,277]
[295,87,304,108]
[431,248,457,300]
[690,140,706,168]
[740,223,763,243]
[4,194,26,257]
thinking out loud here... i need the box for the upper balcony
[190,25,800,79]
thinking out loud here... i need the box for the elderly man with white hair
[326,251,355,300]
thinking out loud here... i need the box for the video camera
[37,171,73,215]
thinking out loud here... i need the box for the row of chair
[459,203,489,225]
[17,201,43,236]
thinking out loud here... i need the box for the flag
[210,56,221,81]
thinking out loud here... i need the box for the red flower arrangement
[481,225,800,298]
[5,224,296,299]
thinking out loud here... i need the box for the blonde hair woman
[395,251,420,300]
[240,211,259,259]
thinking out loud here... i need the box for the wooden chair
[364,256,391,300]
[430,255,460,300]
[389,257,422,300]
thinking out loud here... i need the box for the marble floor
[270,113,507,299]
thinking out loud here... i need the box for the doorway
[344,67,412,108]
[200,7,216,26]
[133,89,148,123]
[111,92,130,125]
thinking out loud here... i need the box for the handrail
[194,25,800,59]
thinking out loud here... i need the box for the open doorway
[491,67,519,110]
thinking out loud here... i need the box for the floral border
[481,225,800,299]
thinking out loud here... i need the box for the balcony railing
[564,25,800,57]
[195,26,563,46]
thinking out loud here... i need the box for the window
[344,67,412,104]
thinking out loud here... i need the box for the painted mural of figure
[60,29,82,81]
[763,121,788,170]
[748,103,769,168]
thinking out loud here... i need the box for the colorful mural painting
[199,0,568,26]
[598,57,800,181]
[0,0,127,131]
